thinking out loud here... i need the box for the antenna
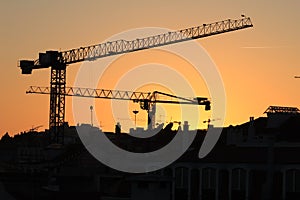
[90,105,93,127]
[133,110,139,127]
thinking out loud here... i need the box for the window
[232,168,246,190]
[202,168,216,189]
[175,167,188,189]
[286,169,300,193]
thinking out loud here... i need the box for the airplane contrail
[241,45,289,49]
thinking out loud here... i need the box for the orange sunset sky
[1,0,300,137]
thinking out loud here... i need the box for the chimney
[115,122,121,134]
[248,116,255,141]
[183,121,189,132]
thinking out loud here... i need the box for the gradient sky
[1,0,300,136]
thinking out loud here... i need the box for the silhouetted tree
[1,132,11,142]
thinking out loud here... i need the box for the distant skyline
[1,0,300,136]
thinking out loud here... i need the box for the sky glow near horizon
[1,0,300,136]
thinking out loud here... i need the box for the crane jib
[19,17,253,73]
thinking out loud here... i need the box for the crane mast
[18,16,253,144]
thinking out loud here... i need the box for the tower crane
[18,16,253,144]
[25,125,43,133]
[203,118,221,128]
[26,86,211,130]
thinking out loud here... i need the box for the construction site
[1,1,300,199]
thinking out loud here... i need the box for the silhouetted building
[0,106,300,200]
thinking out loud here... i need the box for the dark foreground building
[0,106,299,200]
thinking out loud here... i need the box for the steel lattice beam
[61,17,252,64]
[49,68,66,144]
[27,86,152,101]
[264,106,300,114]
[19,16,253,72]
[26,86,210,105]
